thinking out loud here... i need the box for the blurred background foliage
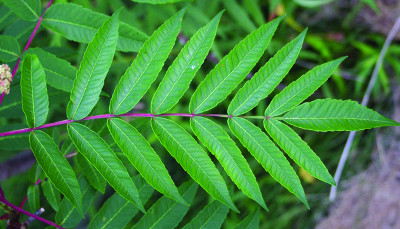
[1,0,399,228]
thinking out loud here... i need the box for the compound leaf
[228,117,308,207]
[191,116,266,210]
[151,117,238,212]
[151,11,222,115]
[182,200,229,229]
[29,130,82,214]
[107,118,184,204]
[21,54,48,128]
[43,3,147,52]
[189,16,283,114]
[67,122,145,212]
[264,119,335,185]
[67,12,119,120]
[282,99,399,131]
[265,57,346,117]
[132,180,198,229]
[110,9,184,115]
[228,30,306,116]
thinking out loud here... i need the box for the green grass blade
[55,176,96,227]
[88,176,154,229]
[151,11,223,115]
[182,200,229,229]
[228,117,308,208]
[191,116,266,210]
[67,122,145,212]
[228,30,306,116]
[234,207,260,229]
[132,180,198,229]
[189,16,283,114]
[43,3,147,52]
[109,9,185,115]
[76,153,106,194]
[29,130,82,214]
[21,54,48,128]
[107,118,184,204]
[264,119,335,185]
[151,117,238,212]
[0,0,40,21]
[265,57,346,117]
[24,48,76,92]
[67,11,120,120]
[0,35,20,62]
[282,99,400,131]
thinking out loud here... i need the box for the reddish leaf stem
[0,113,266,138]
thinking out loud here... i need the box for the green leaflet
[265,57,346,117]
[41,180,61,211]
[151,117,238,212]
[228,30,307,116]
[88,176,154,229]
[107,118,184,204]
[228,117,308,208]
[67,12,120,120]
[55,176,97,228]
[76,153,106,194]
[27,184,40,212]
[234,207,260,229]
[29,130,82,214]
[190,116,266,210]
[109,9,184,115]
[189,16,283,114]
[132,180,198,229]
[43,3,147,52]
[0,35,20,62]
[151,11,222,115]
[182,200,229,229]
[282,99,399,131]
[264,119,335,185]
[67,122,145,212]
[21,54,48,128]
[0,0,40,21]
[24,48,77,92]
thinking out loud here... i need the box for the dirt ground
[316,84,400,229]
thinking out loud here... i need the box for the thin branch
[329,15,400,202]
[0,0,54,106]
[0,197,64,229]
